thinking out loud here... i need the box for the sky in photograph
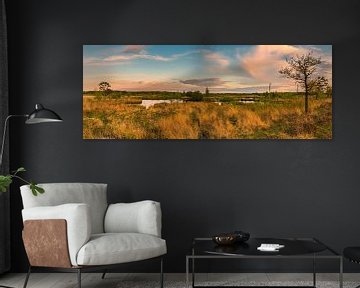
[83,45,332,93]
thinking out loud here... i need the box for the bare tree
[279,52,322,113]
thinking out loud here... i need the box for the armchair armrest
[22,203,91,266]
[104,200,162,237]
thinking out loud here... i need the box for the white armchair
[20,183,166,288]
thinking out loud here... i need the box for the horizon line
[82,90,303,94]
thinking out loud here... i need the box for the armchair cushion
[22,203,91,266]
[21,183,108,234]
[104,200,162,237]
[76,233,167,266]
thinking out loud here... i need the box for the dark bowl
[212,234,237,245]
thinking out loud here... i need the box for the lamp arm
[0,114,28,169]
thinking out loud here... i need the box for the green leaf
[12,167,26,176]
[0,167,44,197]
[15,167,26,173]
[30,182,44,196]
[30,182,38,196]
[35,185,45,194]
[0,175,13,192]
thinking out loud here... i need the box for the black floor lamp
[0,103,63,167]
[0,103,62,288]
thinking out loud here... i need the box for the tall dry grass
[83,96,332,139]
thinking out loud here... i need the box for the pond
[141,99,184,109]
[239,99,257,104]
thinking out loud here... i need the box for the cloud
[83,57,102,65]
[201,50,250,77]
[237,45,332,86]
[180,78,227,87]
[83,76,291,93]
[173,50,201,58]
[203,51,230,68]
[84,53,172,66]
[85,45,185,66]
[104,54,172,62]
[317,52,332,82]
[239,45,302,82]
[121,45,146,53]
[86,79,199,92]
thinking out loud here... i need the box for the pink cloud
[121,45,146,53]
[240,45,302,82]
[84,53,173,65]
[204,51,230,68]
[104,54,172,62]
[239,45,332,86]
[84,77,218,92]
[109,79,196,92]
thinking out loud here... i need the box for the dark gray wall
[5,0,360,273]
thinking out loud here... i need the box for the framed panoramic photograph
[83,45,332,139]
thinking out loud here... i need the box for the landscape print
[83,45,332,139]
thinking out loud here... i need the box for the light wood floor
[0,273,359,288]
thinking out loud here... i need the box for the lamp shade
[25,104,63,124]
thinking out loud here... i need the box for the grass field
[83,92,332,140]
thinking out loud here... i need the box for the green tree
[311,76,329,98]
[186,91,203,102]
[98,81,111,96]
[325,85,332,98]
[279,52,322,113]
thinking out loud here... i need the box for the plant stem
[12,175,31,185]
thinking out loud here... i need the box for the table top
[189,237,340,258]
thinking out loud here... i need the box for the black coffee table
[186,237,342,288]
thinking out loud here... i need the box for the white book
[257,243,285,251]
